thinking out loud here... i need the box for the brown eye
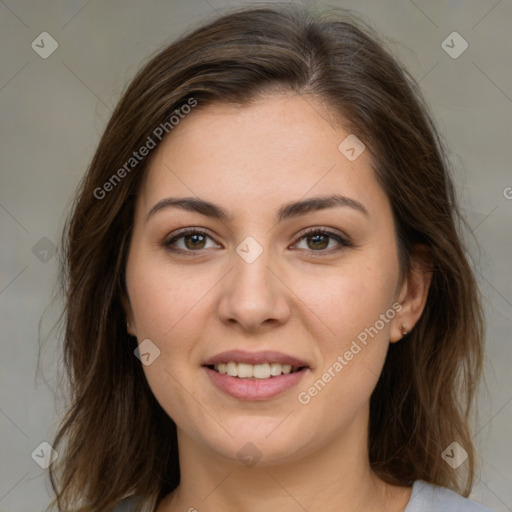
[306,233,330,250]
[182,233,207,250]
[164,228,220,254]
[163,227,351,256]
[293,228,352,253]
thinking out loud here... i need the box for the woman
[47,4,493,511]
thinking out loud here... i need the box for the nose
[217,244,291,332]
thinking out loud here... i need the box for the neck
[158,409,411,512]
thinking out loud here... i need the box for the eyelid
[163,227,219,253]
[293,226,351,244]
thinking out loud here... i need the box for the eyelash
[163,227,352,257]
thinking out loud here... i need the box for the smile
[209,362,304,379]
[202,350,310,400]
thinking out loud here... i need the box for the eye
[292,227,352,254]
[163,228,220,254]
[163,227,352,256]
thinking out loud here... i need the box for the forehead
[137,94,389,223]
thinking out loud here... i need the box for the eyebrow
[146,193,369,224]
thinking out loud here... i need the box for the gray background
[0,0,510,511]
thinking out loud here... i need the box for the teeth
[253,363,271,379]
[213,361,297,379]
[237,363,253,378]
[271,362,287,376]
[226,362,237,377]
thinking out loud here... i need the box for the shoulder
[405,480,496,512]
[111,483,497,512]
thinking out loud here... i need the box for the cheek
[126,255,207,427]
[303,259,398,345]
[126,249,213,342]
[302,259,398,397]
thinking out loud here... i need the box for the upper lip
[202,350,310,368]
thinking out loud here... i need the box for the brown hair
[47,3,484,511]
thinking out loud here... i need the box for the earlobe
[389,307,408,343]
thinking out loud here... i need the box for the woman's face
[125,93,407,464]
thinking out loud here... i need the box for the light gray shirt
[112,480,496,511]
[404,480,495,511]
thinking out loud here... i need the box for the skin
[124,92,432,512]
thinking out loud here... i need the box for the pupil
[309,234,327,250]
[186,234,205,249]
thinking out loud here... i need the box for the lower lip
[203,367,308,400]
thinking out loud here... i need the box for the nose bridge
[217,235,290,329]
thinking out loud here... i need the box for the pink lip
[202,350,310,368]
[204,366,309,400]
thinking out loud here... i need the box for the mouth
[202,350,310,400]
[206,361,307,379]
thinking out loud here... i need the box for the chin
[197,415,318,467]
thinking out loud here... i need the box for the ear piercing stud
[400,324,408,336]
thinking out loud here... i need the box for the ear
[390,244,433,343]
[121,293,137,337]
